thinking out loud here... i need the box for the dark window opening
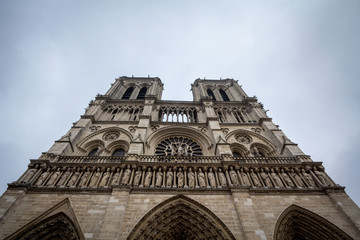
[219,89,230,101]
[122,87,134,99]
[137,87,147,99]
[207,89,216,100]
[233,152,241,157]
[88,148,98,157]
[112,149,125,157]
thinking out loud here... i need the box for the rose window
[155,137,202,156]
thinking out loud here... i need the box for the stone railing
[57,156,126,163]
[138,155,222,163]
[233,157,301,164]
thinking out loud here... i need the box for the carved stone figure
[67,169,81,187]
[35,169,50,186]
[188,168,195,188]
[290,169,305,188]
[79,169,90,187]
[156,168,163,187]
[229,166,240,186]
[301,169,316,187]
[121,166,131,185]
[260,169,272,188]
[250,169,262,187]
[166,168,173,187]
[281,169,294,188]
[99,168,111,187]
[144,168,152,187]
[21,168,37,183]
[89,168,101,187]
[111,168,120,185]
[198,169,206,188]
[208,168,216,188]
[270,169,284,188]
[177,168,184,188]
[46,168,61,186]
[240,168,251,186]
[313,167,333,187]
[133,168,142,186]
[57,168,71,186]
[218,169,227,187]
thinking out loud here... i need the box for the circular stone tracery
[102,131,120,141]
[155,137,203,156]
[235,133,252,144]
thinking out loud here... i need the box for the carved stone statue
[46,168,61,186]
[67,168,81,187]
[89,168,101,187]
[301,169,315,187]
[144,168,152,187]
[21,168,37,183]
[156,168,163,187]
[240,168,251,186]
[208,168,216,188]
[290,169,305,188]
[218,169,227,187]
[198,169,206,188]
[35,169,50,186]
[111,168,120,186]
[250,169,262,187]
[133,168,142,186]
[121,166,131,185]
[99,168,111,187]
[313,167,333,187]
[229,166,240,186]
[281,169,294,188]
[79,169,90,187]
[177,168,184,188]
[188,168,195,188]
[270,169,284,188]
[57,168,71,186]
[166,168,173,187]
[260,169,272,188]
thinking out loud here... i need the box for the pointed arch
[219,89,230,101]
[122,86,134,99]
[207,88,216,100]
[127,195,236,240]
[6,198,84,240]
[274,205,353,240]
[136,87,147,99]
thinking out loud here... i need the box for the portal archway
[127,195,236,240]
[274,205,353,240]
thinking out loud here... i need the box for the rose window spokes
[155,137,202,156]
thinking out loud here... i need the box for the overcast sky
[1,1,359,206]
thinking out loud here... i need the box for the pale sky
[1,1,360,206]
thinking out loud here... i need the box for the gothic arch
[230,143,249,157]
[226,129,278,155]
[6,198,84,240]
[145,126,213,155]
[127,195,236,240]
[273,205,353,240]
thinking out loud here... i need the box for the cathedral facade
[0,76,359,239]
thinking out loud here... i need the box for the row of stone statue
[18,164,335,189]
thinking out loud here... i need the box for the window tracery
[158,106,197,123]
[122,87,134,99]
[155,137,203,156]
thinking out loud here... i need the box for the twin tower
[0,76,359,239]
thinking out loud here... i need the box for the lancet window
[122,87,134,99]
[219,89,230,101]
[155,137,203,156]
[137,87,147,99]
[207,89,216,100]
[158,106,198,123]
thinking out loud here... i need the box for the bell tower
[0,76,359,240]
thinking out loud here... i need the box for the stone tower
[0,76,359,239]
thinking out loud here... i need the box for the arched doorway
[273,205,353,240]
[127,195,236,240]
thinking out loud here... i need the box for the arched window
[137,87,147,99]
[122,87,134,99]
[232,152,241,157]
[112,149,125,157]
[219,89,230,101]
[88,148,98,157]
[207,89,216,100]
